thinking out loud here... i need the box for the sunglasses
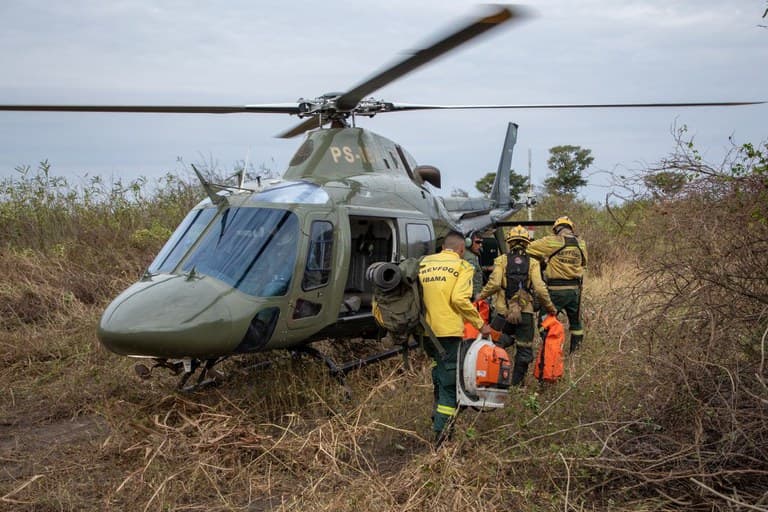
[473,240,483,245]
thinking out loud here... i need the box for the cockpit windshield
[184,207,299,297]
[149,208,217,275]
[149,207,300,297]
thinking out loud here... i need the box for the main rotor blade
[336,5,524,112]
[0,104,301,114]
[277,116,325,139]
[387,101,766,111]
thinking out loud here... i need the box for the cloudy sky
[1,0,766,203]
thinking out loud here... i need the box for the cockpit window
[149,208,217,274]
[179,207,300,297]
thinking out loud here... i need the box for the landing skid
[134,357,227,391]
[131,338,419,393]
[294,338,420,397]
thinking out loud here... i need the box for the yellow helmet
[505,225,530,244]
[553,216,574,233]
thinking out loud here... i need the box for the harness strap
[419,313,447,360]
[546,236,585,267]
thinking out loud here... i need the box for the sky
[1,0,766,204]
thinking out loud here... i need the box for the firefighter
[419,231,491,443]
[526,216,588,353]
[478,225,557,386]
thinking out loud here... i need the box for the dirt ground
[1,413,109,480]
[0,334,435,511]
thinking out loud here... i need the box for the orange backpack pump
[533,314,565,383]
[457,300,512,409]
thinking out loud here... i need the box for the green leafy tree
[474,170,529,201]
[544,145,593,196]
[475,173,495,196]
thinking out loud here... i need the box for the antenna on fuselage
[191,164,228,207]
[239,149,250,189]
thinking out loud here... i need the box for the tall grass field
[1,141,767,511]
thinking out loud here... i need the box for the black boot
[569,334,583,354]
[511,362,529,386]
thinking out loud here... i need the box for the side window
[302,221,334,290]
[406,223,431,258]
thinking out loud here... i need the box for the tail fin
[489,122,518,209]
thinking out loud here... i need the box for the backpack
[369,258,422,338]
[504,249,531,300]
[504,249,535,323]
[533,314,565,383]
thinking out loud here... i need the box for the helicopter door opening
[341,217,397,317]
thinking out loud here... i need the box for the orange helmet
[553,216,574,233]
[505,225,530,244]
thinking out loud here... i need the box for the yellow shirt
[418,250,483,337]
[478,252,553,315]
[526,231,588,283]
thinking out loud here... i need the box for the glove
[545,303,557,316]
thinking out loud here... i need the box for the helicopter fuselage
[97,127,465,360]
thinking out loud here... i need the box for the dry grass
[2,149,767,511]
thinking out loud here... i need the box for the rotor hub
[296,95,393,120]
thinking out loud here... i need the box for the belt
[546,278,581,286]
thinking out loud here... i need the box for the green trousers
[426,336,461,435]
[549,287,584,351]
[496,312,535,385]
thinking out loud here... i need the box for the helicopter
[1,5,763,389]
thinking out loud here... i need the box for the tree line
[452,145,594,200]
